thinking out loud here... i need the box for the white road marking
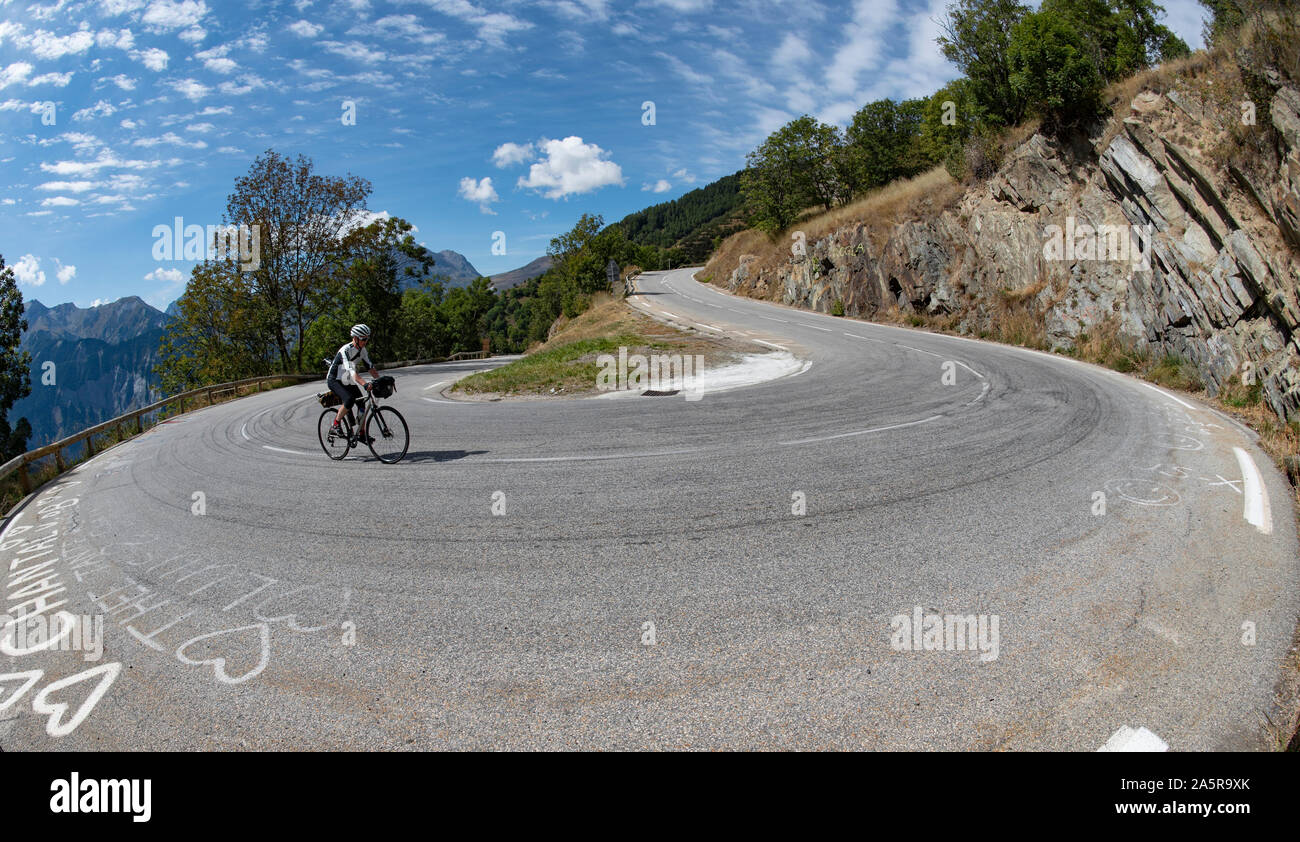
[802,324,833,332]
[422,397,470,405]
[1098,726,1169,752]
[661,311,681,319]
[779,415,943,446]
[241,424,250,441]
[1232,447,1274,534]
[1138,381,1197,410]
[753,339,788,351]
[481,448,704,463]
[760,316,788,323]
[262,445,309,456]
[965,381,991,406]
[895,342,943,357]
[423,380,448,391]
[844,332,888,344]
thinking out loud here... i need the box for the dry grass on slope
[700,167,963,294]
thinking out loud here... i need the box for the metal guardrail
[0,349,494,496]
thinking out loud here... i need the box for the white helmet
[350,323,371,339]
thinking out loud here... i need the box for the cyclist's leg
[328,379,357,426]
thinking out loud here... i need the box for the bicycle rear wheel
[318,409,352,460]
[366,406,409,464]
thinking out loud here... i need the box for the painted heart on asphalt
[175,623,270,684]
[30,662,121,737]
[255,586,352,633]
[0,670,43,712]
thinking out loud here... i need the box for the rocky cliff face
[716,80,1300,422]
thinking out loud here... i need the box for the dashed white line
[423,380,448,391]
[262,445,309,456]
[1232,446,1274,534]
[760,316,788,323]
[779,415,943,446]
[753,339,789,351]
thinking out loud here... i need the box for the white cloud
[492,141,534,167]
[41,196,80,206]
[134,131,206,148]
[25,29,95,60]
[517,136,624,199]
[142,0,209,32]
[413,0,532,48]
[29,71,74,87]
[178,26,207,43]
[13,254,46,286]
[95,28,136,50]
[319,41,386,63]
[108,73,137,89]
[72,100,117,121]
[825,0,899,96]
[133,47,169,71]
[642,179,671,193]
[37,180,97,192]
[144,267,185,283]
[170,78,209,100]
[458,176,499,213]
[288,20,323,38]
[54,259,76,284]
[203,56,237,74]
[218,74,266,95]
[0,63,34,90]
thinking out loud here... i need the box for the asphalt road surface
[2,267,1297,750]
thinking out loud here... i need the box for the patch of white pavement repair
[596,351,809,400]
[1099,726,1170,752]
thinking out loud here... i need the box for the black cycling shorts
[327,378,363,411]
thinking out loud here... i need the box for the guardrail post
[136,414,143,435]
[86,435,95,457]
[55,447,64,472]
[207,388,213,405]
[18,461,30,494]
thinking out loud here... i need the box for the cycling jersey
[327,341,373,387]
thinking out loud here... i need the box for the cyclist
[328,324,380,436]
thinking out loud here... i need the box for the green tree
[843,98,930,192]
[224,150,372,373]
[303,216,431,366]
[156,260,275,393]
[938,0,1032,126]
[1009,9,1107,133]
[0,254,31,461]
[742,115,845,232]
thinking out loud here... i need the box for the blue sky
[1,0,1208,310]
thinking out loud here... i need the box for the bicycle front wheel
[366,406,409,464]
[318,409,351,460]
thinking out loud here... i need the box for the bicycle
[316,371,409,464]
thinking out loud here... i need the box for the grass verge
[452,294,745,398]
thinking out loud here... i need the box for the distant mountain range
[14,296,171,448]
[489,255,552,291]
[10,252,555,449]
